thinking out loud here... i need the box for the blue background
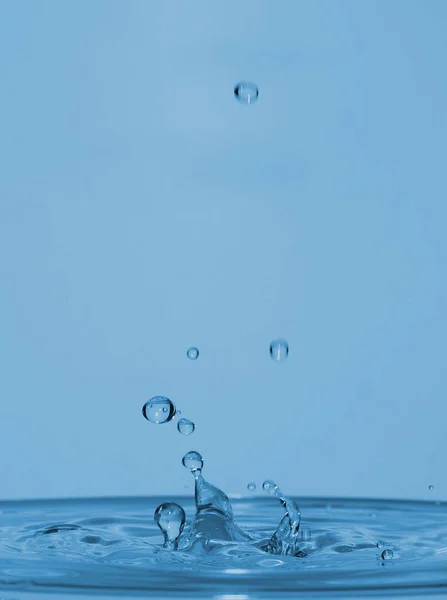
[0,0,446,501]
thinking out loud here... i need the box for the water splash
[261,480,301,556]
[173,454,301,558]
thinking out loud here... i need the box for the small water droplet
[263,480,279,496]
[429,484,435,491]
[381,549,394,560]
[247,482,256,492]
[269,339,289,361]
[234,82,259,105]
[187,347,199,360]
[177,418,195,435]
[142,397,176,424]
[154,502,186,549]
[182,451,203,472]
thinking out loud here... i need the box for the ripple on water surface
[0,496,447,597]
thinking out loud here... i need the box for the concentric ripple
[1,496,447,597]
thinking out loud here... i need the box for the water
[247,482,256,492]
[429,485,435,491]
[269,339,289,361]
[1,494,447,597]
[234,82,259,105]
[382,549,394,561]
[154,502,186,549]
[142,397,176,424]
[177,418,195,435]
[182,450,203,472]
[187,347,199,360]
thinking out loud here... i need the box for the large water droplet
[247,482,256,492]
[177,418,195,436]
[182,451,203,472]
[381,549,394,560]
[429,484,435,491]
[187,347,199,360]
[234,82,259,105]
[269,339,289,361]
[154,502,186,549]
[142,397,176,424]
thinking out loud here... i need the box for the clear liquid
[1,495,447,597]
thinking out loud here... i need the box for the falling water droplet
[182,451,203,472]
[429,485,435,491]
[247,483,256,492]
[177,418,195,436]
[187,347,199,360]
[381,549,394,560]
[154,502,186,549]
[234,82,259,105]
[142,397,176,424]
[269,339,289,361]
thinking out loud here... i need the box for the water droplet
[187,347,199,360]
[234,82,259,105]
[154,502,186,549]
[177,418,195,435]
[142,397,176,424]
[247,482,256,492]
[269,339,289,361]
[182,451,203,472]
[263,480,279,496]
[381,549,394,560]
[429,484,435,491]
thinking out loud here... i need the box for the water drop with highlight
[142,397,176,424]
[182,451,203,472]
[154,502,186,549]
[234,82,259,105]
[187,347,199,360]
[270,339,289,361]
[177,418,195,436]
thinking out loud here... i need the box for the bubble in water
[269,339,289,361]
[381,549,394,560]
[429,485,435,491]
[247,482,256,492]
[142,397,176,424]
[182,451,203,472]
[177,418,195,435]
[154,502,186,549]
[187,347,199,360]
[234,82,259,105]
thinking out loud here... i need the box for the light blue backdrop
[0,0,446,501]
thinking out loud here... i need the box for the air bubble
[234,82,259,105]
[187,347,199,360]
[269,339,289,361]
[177,418,195,436]
[142,397,176,424]
[182,451,203,472]
[381,549,394,560]
[247,483,256,492]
